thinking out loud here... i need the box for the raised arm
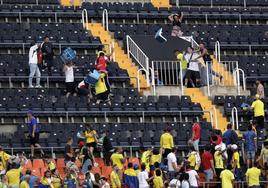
[179,12,183,22]
[168,14,174,22]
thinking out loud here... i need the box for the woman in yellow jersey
[84,124,98,165]
[95,72,110,104]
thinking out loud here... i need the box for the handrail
[215,41,221,63]
[231,107,239,130]
[137,68,150,92]
[213,106,218,129]
[233,68,246,95]
[102,9,109,31]
[82,9,88,30]
[206,63,211,97]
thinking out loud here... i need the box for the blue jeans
[82,159,92,174]
[29,63,41,86]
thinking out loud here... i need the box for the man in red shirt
[201,145,216,188]
[190,118,201,152]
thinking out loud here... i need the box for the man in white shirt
[28,41,41,88]
[186,164,199,188]
[138,163,151,188]
[167,147,181,179]
[184,46,201,87]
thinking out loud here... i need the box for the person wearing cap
[256,79,265,100]
[20,170,39,188]
[248,94,265,132]
[0,146,10,175]
[245,161,261,188]
[220,164,235,188]
[243,124,257,169]
[20,174,30,188]
[231,144,243,185]
[160,127,174,158]
[214,145,225,187]
[27,110,44,158]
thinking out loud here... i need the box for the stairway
[212,57,234,86]
[87,23,148,89]
[185,88,228,131]
[151,0,171,8]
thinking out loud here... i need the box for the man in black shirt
[64,137,74,164]
[41,36,54,75]
[100,131,114,166]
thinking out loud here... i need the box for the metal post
[206,64,211,96]
[176,0,180,8]
[249,45,252,55]
[210,0,213,8]
[145,57,150,86]
[205,14,208,24]
[22,43,25,54]
[66,112,69,123]
[19,12,22,23]
[149,67,156,96]
[231,107,239,130]
[55,12,57,23]
[59,44,62,54]
[239,14,242,25]
[126,35,130,58]
[46,77,49,88]
[243,0,246,8]
[209,111,214,129]
[179,61,184,95]
[36,0,38,5]
[213,106,218,129]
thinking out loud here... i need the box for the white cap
[215,145,221,151]
[231,144,238,150]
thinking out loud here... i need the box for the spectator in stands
[257,140,268,179]
[63,61,77,98]
[211,134,228,161]
[243,125,257,169]
[187,149,200,171]
[169,172,181,188]
[220,164,234,188]
[168,12,184,37]
[138,163,152,188]
[174,50,187,82]
[186,164,199,188]
[0,146,10,175]
[110,165,121,188]
[83,172,94,188]
[51,170,61,188]
[27,110,44,158]
[181,173,190,188]
[256,79,265,100]
[99,131,114,166]
[110,147,125,180]
[189,118,201,152]
[100,177,110,188]
[231,144,242,187]
[195,43,223,85]
[0,174,8,188]
[184,47,202,88]
[153,169,164,188]
[124,163,139,188]
[160,127,174,158]
[84,124,98,165]
[223,123,238,163]
[140,147,152,171]
[167,147,181,179]
[63,169,78,188]
[41,36,54,75]
[95,71,110,105]
[20,170,39,188]
[28,41,42,88]
[150,148,161,169]
[20,174,30,188]
[64,137,74,164]
[6,162,24,188]
[214,145,225,188]
[76,79,92,101]
[201,145,216,188]
[245,161,261,188]
[248,94,265,132]
[79,145,93,175]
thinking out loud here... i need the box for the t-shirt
[192,123,200,141]
[243,130,256,151]
[28,116,39,133]
[110,153,124,170]
[111,171,121,188]
[188,153,198,170]
[160,133,174,149]
[141,151,151,170]
[169,179,181,188]
[153,176,163,188]
[223,129,238,146]
[167,152,177,171]
[20,180,30,188]
[214,151,224,169]
[201,151,213,170]
[96,56,108,71]
[137,171,149,188]
[65,66,74,83]
[176,53,188,70]
[260,147,268,163]
[0,151,10,171]
[80,146,92,165]
[185,52,200,72]
[187,170,198,187]
[245,167,261,186]
[257,84,265,99]
[95,73,107,95]
[85,130,97,144]
[181,180,189,188]
[220,169,234,188]
[150,154,161,166]
[251,99,264,117]
[21,175,39,188]
[6,167,21,186]
[232,151,240,169]
[29,44,38,64]
[64,144,73,161]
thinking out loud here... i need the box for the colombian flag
[124,168,139,188]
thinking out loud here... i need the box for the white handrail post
[82,9,88,30]
[149,67,156,96]
[176,0,179,7]
[215,41,221,63]
[126,35,130,58]
[213,106,218,129]
[145,57,150,86]
[209,111,214,129]
[179,61,184,95]
[215,41,218,62]
[244,0,247,8]
[218,41,221,63]
[206,63,211,96]
[102,9,109,31]
[231,107,239,130]
[137,69,141,92]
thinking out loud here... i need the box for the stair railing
[137,68,151,92]
[102,9,109,31]
[82,9,88,30]
[231,107,239,130]
[233,68,246,95]
[215,41,221,63]
[213,106,218,129]
[206,62,211,97]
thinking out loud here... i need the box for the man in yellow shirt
[214,145,224,181]
[249,94,265,131]
[140,147,152,171]
[231,144,243,184]
[245,162,261,187]
[150,148,161,167]
[110,147,125,180]
[20,175,30,188]
[175,50,188,81]
[6,163,22,188]
[187,151,200,170]
[110,165,121,188]
[160,127,174,158]
[220,164,234,188]
[0,146,10,174]
[153,169,163,188]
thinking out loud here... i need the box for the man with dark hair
[41,36,54,75]
[256,79,265,100]
[220,164,234,188]
[64,137,74,164]
[153,169,164,188]
[138,163,151,188]
[190,118,200,152]
[245,161,261,188]
[28,40,41,88]
[100,131,114,166]
[223,123,238,163]
[27,110,44,158]
[243,125,257,168]
[167,147,180,179]
[160,127,174,158]
[124,163,139,188]
[201,145,216,188]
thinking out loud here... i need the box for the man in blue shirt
[21,170,39,188]
[243,125,257,169]
[223,123,238,164]
[27,110,44,158]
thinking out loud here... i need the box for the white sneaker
[29,85,34,88]
[35,85,42,88]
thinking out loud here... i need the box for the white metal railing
[233,68,246,95]
[102,9,109,31]
[212,106,218,129]
[126,35,150,85]
[137,68,151,92]
[215,41,221,63]
[231,107,239,130]
[82,9,88,30]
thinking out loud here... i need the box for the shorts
[192,139,199,152]
[30,133,40,145]
[234,168,243,181]
[254,116,264,130]
[204,168,213,181]
[86,142,97,149]
[185,70,200,80]
[246,151,255,160]
[66,82,76,93]
[96,90,109,101]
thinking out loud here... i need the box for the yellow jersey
[150,154,161,166]
[232,151,240,169]
[95,73,107,95]
[251,100,264,117]
[20,180,30,188]
[110,171,121,188]
[6,167,22,186]
[153,176,163,188]
[220,169,234,188]
[84,130,97,144]
[110,153,124,170]
[141,150,151,170]
[160,133,174,149]
[214,151,224,169]
[188,154,198,170]
[176,53,188,70]
[245,167,261,186]
[0,151,10,171]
